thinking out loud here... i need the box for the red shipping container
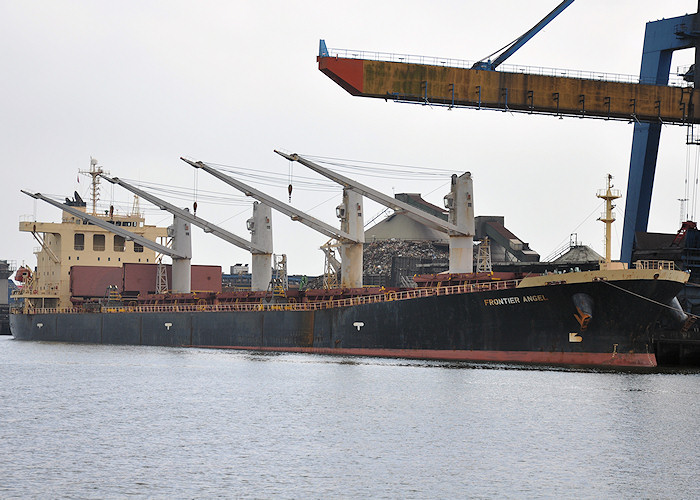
[123,263,222,295]
[122,263,159,296]
[70,266,123,297]
[192,265,222,293]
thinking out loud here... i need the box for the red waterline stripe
[184,346,657,368]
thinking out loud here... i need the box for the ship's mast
[79,157,109,215]
[597,174,621,264]
[131,193,141,218]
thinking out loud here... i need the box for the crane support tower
[276,151,475,273]
[620,9,700,263]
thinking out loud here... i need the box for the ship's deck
[15,278,523,315]
[13,261,689,316]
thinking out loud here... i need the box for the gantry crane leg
[620,14,698,263]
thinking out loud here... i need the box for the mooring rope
[600,279,700,320]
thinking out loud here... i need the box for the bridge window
[93,234,105,251]
[134,242,144,253]
[74,233,84,251]
[114,235,126,252]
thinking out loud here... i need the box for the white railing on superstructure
[633,260,677,271]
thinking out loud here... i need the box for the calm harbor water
[1,335,699,499]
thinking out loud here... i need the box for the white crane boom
[180,157,360,243]
[20,190,186,258]
[99,175,268,254]
[274,151,467,235]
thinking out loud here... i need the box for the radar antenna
[78,157,110,215]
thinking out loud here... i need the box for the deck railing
[325,47,690,87]
[18,278,523,315]
[633,260,677,271]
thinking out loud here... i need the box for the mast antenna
[79,157,110,215]
[131,195,141,217]
[596,174,621,265]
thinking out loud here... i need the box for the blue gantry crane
[318,1,700,263]
[620,9,700,263]
[471,0,575,71]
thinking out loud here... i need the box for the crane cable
[688,131,700,220]
[193,169,199,216]
[600,279,699,323]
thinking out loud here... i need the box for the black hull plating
[10,279,684,367]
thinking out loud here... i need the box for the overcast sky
[3,0,699,275]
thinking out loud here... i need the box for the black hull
[10,278,685,368]
[0,304,10,335]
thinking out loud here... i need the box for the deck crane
[100,175,274,292]
[317,3,700,264]
[274,151,475,274]
[180,157,366,289]
[21,190,193,293]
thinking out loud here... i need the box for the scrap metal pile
[363,239,448,275]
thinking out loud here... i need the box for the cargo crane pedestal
[248,202,273,291]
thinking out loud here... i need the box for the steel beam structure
[620,13,699,263]
[318,6,700,265]
[317,53,696,123]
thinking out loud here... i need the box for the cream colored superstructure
[516,261,689,288]
[18,204,167,309]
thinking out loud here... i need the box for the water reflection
[1,337,698,498]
